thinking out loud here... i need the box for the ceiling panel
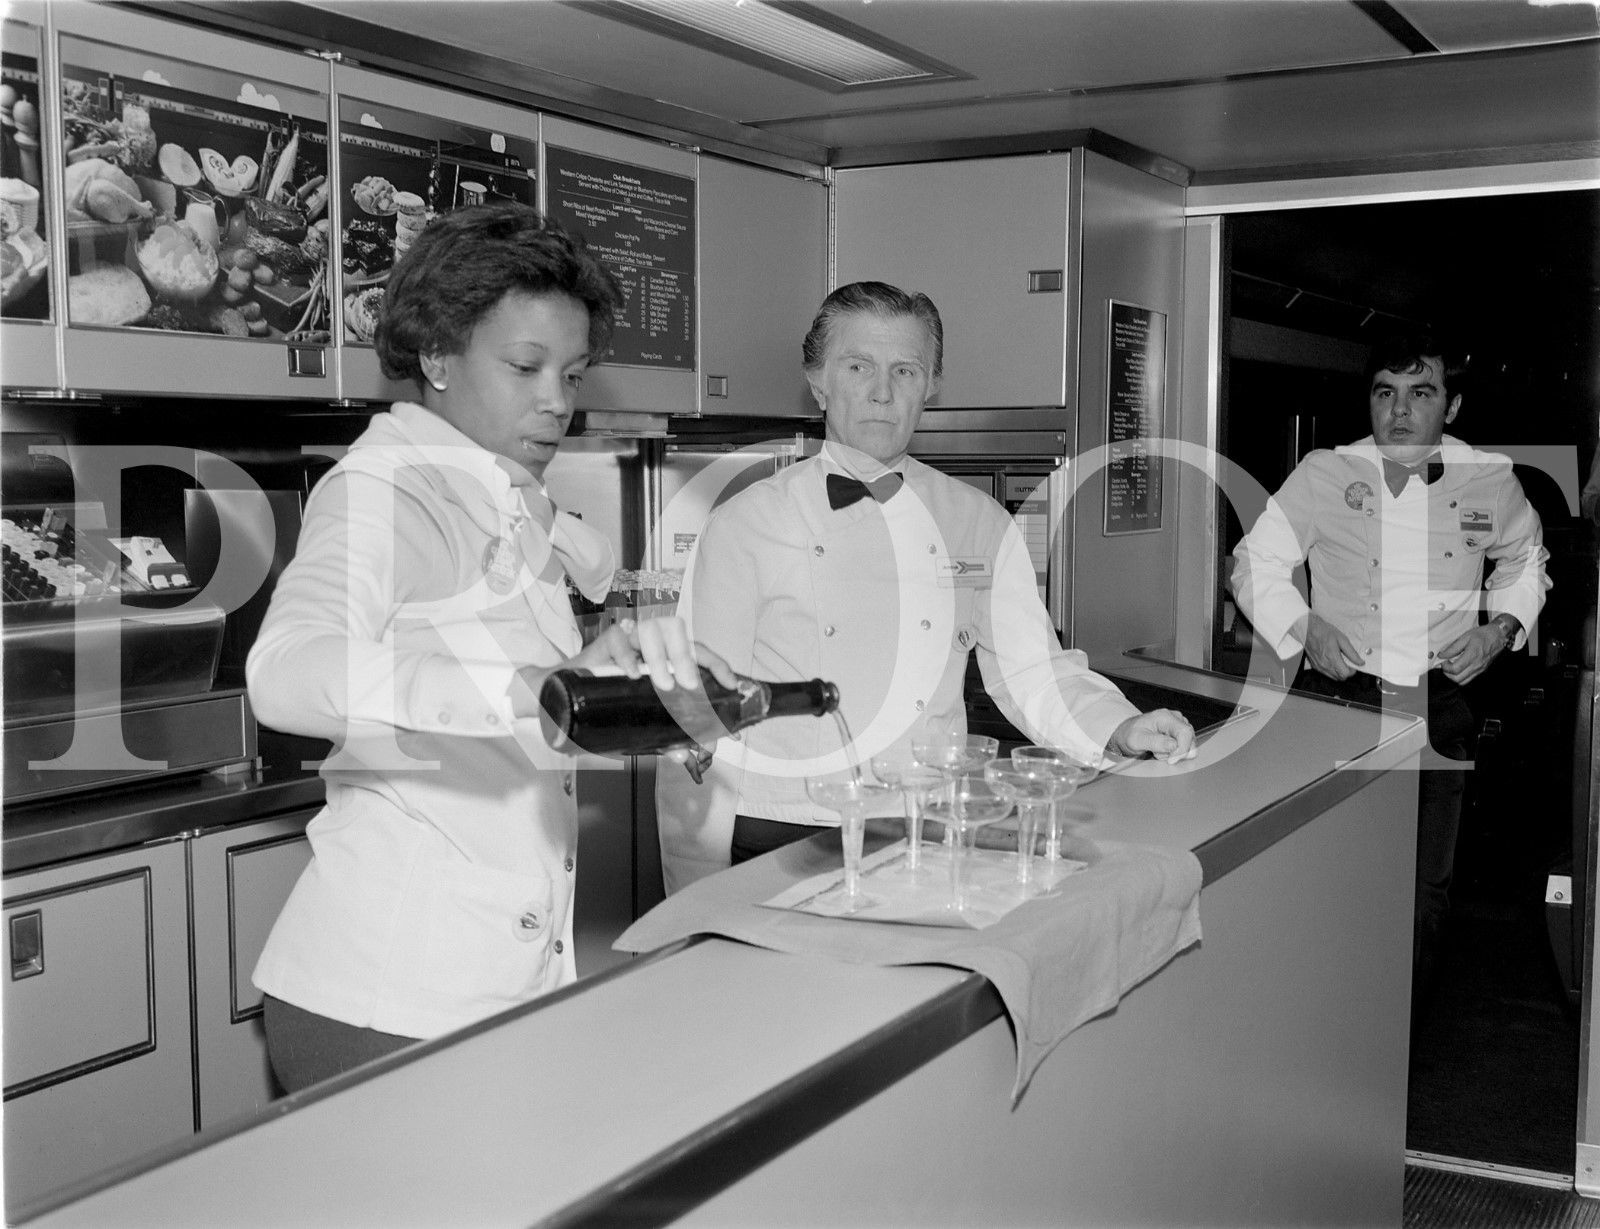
[1390,0,1599,52]
[289,0,1599,176]
[764,42,1600,173]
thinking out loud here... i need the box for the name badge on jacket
[935,558,992,588]
[1459,506,1493,532]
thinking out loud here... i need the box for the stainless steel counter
[2,748,324,875]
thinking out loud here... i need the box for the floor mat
[1405,1164,1600,1229]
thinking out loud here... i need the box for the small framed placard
[1102,300,1167,536]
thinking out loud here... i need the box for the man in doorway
[1231,333,1550,1007]
[656,280,1195,888]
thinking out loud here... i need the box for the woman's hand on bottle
[568,616,738,693]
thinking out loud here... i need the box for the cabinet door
[3,839,191,1219]
[189,810,313,1129]
[697,156,825,418]
[835,155,1073,408]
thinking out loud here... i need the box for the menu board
[1102,300,1167,536]
[1,48,49,321]
[544,145,694,370]
[337,96,537,347]
[57,49,330,342]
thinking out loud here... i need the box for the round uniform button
[486,713,500,725]
[927,544,937,554]
[1450,501,1458,509]
[438,711,452,725]
[920,619,931,630]
[1444,551,1453,559]
[563,774,575,796]
[564,856,574,873]
[824,625,836,637]
[1369,603,1379,611]
[1428,651,1436,659]
[1370,558,1379,567]
[1365,509,1375,517]
[516,911,541,938]
[814,545,824,556]
[554,939,565,955]
[915,700,925,711]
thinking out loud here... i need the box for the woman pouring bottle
[247,203,733,1093]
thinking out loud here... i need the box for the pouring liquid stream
[830,709,863,786]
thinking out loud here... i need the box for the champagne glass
[870,751,945,872]
[985,760,1087,894]
[911,734,1000,848]
[1013,746,1095,862]
[806,775,896,914]
[931,771,1013,916]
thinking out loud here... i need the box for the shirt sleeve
[972,514,1138,766]
[1483,470,1551,649]
[1230,466,1317,658]
[246,466,521,743]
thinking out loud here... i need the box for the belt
[1375,668,1451,698]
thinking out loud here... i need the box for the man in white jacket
[657,281,1195,889]
[1232,333,1549,1005]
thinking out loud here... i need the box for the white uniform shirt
[249,403,614,1039]
[656,446,1138,889]
[1231,434,1549,687]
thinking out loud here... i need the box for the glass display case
[51,5,334,398]
[331,65,539,403]
[1,6,56,390]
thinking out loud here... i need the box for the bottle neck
[763,679,839,719]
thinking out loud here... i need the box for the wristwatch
[1487,612,1521,652]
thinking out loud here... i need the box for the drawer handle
[10,910,43,980]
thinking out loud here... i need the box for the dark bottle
[538,666,839,757]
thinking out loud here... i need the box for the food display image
[58,70,332,342]
[1,58,50,318]
[337,97,536,346]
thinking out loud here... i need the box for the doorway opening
[1213,188,1600,1176]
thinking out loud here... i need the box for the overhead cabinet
[50,4,336,398]
[540,116,698,416]
[696,155,825,418]
[331,63,541,405]
[834,154,1077,408]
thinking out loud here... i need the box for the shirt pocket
[416,860,558,1005]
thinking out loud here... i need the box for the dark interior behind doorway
[1216,189,1600,1175]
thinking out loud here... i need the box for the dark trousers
[262,994,420,1095]
[730,814,822,865]
[1293,667,1475,1007]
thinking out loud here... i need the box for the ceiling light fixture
[574,0,963,91]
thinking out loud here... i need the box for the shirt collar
[820,440,906,481]
[386,402,542,519]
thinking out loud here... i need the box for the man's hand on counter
[1108,709,1196,764]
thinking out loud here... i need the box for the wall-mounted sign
[544,145,695,370]
[1102,299,1167,536]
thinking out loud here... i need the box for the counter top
[22,663,1428,1227]
[2,743,324,875]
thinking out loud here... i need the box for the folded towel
[616,829,1202,1103]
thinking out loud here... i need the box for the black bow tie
[826,471,903,510]
[1382,456,1444,498]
